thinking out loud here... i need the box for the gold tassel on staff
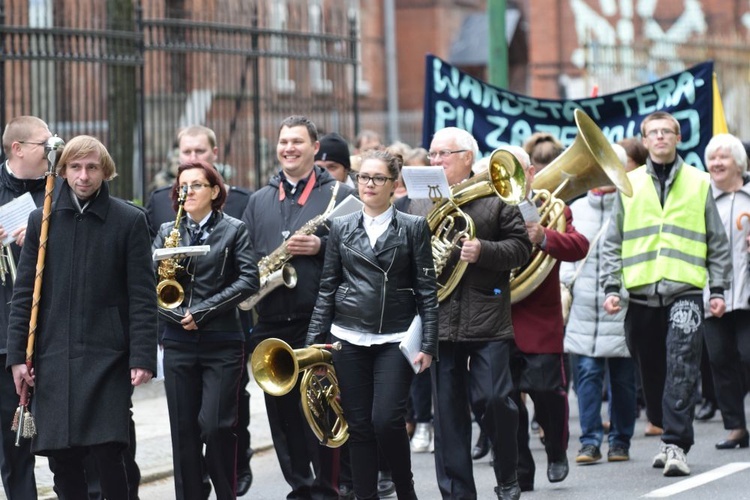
[12,136,65,446]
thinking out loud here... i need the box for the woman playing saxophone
[153,160,259,500]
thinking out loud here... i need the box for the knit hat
[315,133,351,170]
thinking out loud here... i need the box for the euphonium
[156,186,188,309]
[426,150,526,302]
[238,182,340,311]
[509,108,633,303]
[251,338,348,448]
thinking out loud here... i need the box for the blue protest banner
[422,55,715,170]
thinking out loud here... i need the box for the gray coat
[704,176,750,314]
[561,191,630,358]
[6,182,157,454]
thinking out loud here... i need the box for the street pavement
[6,374,750,499]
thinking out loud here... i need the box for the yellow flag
[713,72,728,135]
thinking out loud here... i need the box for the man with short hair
[242,115,355,499]
[0,115,54,500]
[427,127,532,500]
[601,111,732,476]
[7,135,157,498]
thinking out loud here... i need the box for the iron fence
[0,0,359,202]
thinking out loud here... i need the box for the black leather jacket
[154,211,259,331]
[307,209,439,357]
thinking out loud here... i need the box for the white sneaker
[663,444,690,476]
[652,442,668,468]
[410,423,432,453]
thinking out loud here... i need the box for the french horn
[251,338,348,448]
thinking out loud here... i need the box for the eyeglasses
[18,140,47,147]
[355,174,394,186]
[427,149,467,160]
[645,128,677,138]
[181,183,212,192]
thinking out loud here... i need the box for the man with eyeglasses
[424,127,532,500]
[0,116,61,499]
[601,111,731,477]
[242,115,355,500]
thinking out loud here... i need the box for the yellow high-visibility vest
[621,164,709,289]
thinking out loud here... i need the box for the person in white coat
[703,133,750,450]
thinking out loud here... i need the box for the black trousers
[236,309,254,475]
[625,296,704,452]
[0,355,37,500]
[433,340,518,500]
[332,339,414,500]
[253,319,338,500]
[705,309,750,430]
[410,369,433,423]
[163,339,244,500]
[83,408,141,500]
[509,348,569,488]
[48,443,128,500]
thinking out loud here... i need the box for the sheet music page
[0,192,37,245]
[401,167,451,200]
[152,245,211,261]
[327,194,364,220]
[518,199,540,223]
[398,315,423,374]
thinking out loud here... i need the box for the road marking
[643,462,750,497]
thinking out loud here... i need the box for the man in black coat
[145,125,254,496]
[6,135,157,499]
[242,115,355,500]
[0,115,57,499]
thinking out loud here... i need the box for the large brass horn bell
[509,108,633,303]
[251,338,349,447]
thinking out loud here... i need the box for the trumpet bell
[487,149,527,205]
[156,279,184,309]
[250,338,333,397]
[532,109,633,199]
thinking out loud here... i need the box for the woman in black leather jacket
[154,160,258,500]
[307,149,438,500]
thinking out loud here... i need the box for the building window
[271,0,296,93]
[349,0,370,95]
[309,1,333,94]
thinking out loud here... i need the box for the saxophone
[239,182,340,311]
[156,185,188,309]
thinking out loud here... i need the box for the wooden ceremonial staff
[13,136,65,446]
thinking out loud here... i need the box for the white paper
[327,194,363,220]
[152,245,210,262]
[399,315,423,374]
[0,192,37,245]
[518,199,540,223]
[401,166,451,200]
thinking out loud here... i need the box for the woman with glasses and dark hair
[154,160,259,500]
[307,149,439,500]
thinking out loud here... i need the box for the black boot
[472,430,490,460]
[495,481,521,500]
